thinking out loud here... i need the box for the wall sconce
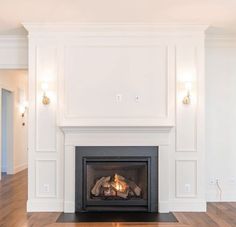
[41,82,50,105]
[19,101,28,126]
[19,101,28,117]
[183,82,192,105]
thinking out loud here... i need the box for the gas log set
[91,174,142,199]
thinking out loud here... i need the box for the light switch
[135,95,140,102]
[184,184,191,193]
[116,94,122,102]
[43,184,50,193]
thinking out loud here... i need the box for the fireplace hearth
[75,146,158,212]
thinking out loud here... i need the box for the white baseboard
[14,163,28,174]
[27,199,64,212]
[169,200,207,212]
[28,199,207,212]
[207,190,236,202]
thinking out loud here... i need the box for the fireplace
[75,146,158,212]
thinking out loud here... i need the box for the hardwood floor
[0,169,236,227]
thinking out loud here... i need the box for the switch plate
[116,94,122,102]
[184,184,191,193]
[43,184,49,193]
[135,95,140,102]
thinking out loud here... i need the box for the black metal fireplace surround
[75,146,158,212]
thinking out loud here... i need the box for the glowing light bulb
[41,82,49,91]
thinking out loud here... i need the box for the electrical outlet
[43,184,49,193]
[184,184,191,193]
[209,177,220,185]
[209,177,216,185]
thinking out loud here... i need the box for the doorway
[1,89,14,178]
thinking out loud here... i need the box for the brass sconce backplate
[183,95,190,105]
[42,95,50,105]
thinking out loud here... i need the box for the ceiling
[0,0,236,35]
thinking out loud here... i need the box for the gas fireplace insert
[75,146,158,212]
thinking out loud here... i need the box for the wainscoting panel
[36,160,57,198]
[175,160,197,198]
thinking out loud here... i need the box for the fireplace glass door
[83,158,149,211]
[75,146,158,212]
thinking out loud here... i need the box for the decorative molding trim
[35,160,57,198]
[35,46,57,152]
[169,200,206,212]
[23,23,208,36]
[175,160,197,198]
[62,44,170,124]
[60,126,173,133]
[206,34,236,48]
[175,45,198,152]
[27,199,63,212]
[0,35,28,69]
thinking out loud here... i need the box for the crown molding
[22,23,208,36]
[205,33,236,48]
[0,35,27,47]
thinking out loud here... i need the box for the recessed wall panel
[36,47,57,152]
[36,160,57,197]
[176,160,197,198]
[64,45,168,120]
[176,45,197,152]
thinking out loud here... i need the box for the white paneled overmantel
[24,23,207,212]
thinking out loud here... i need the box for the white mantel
[25,23,206,212]
[61,126,173,213]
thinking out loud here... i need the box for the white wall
[0,70,28,175]
[206,38,236,201]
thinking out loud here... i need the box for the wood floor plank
[1,170,236,227]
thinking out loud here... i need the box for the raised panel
[36,47,57,152]
[175,160,197,198]
[176,45,197,152]
[36,160,57,197]
[63,44,168,121]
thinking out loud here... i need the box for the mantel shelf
[59,125,174,134]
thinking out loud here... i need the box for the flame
[114,174,124,192]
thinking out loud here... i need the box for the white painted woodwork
[36,160,57,197]
[23,23,207,212]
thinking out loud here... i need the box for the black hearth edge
[56,212,178,223]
